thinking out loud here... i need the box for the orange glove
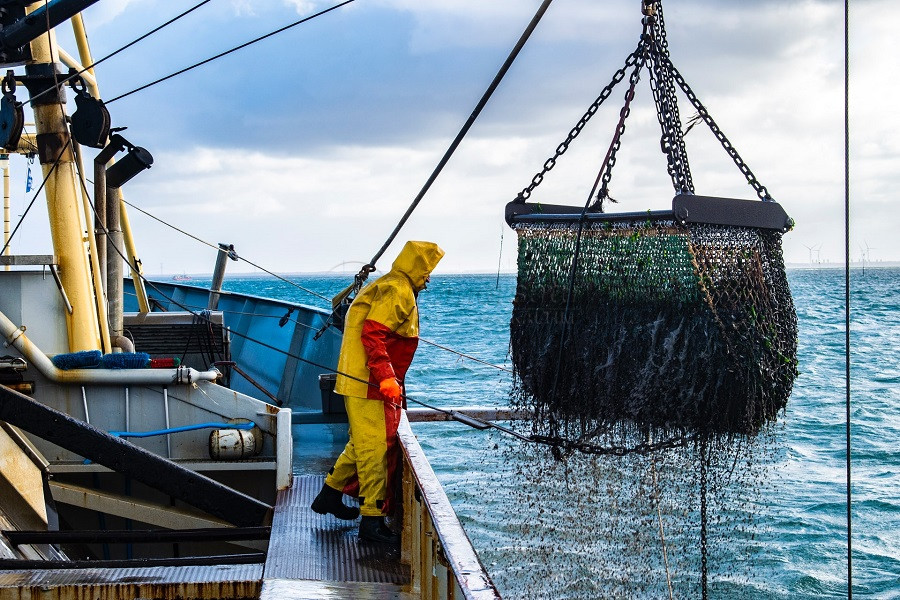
[379,378,402,403]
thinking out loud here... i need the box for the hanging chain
[530,431,695,457]
[664,56,774,202]
[594,44,647,207]
[515,0,772,204]
[647,1,694,195]
[514,42,644,203]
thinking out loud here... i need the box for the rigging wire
[843,0,853,595]
[122,288,514,375]
[93,193,552,446]
[120,198,329,303]
[360,0,555,273]
[0,148,66,256]
[106,0,356,105]
[117,200,513,373]
[23,0,215,108]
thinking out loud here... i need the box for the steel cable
[22,0,215,108]
[843,0,853,595]
[106,0,355,105]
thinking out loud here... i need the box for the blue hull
[124,278,343,418]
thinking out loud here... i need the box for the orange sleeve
[361,319,396,383]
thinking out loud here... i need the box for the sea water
[211,268,898,598]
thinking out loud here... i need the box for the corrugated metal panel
[0,564,262,586]
[263,475,409,585]
[0,564,262,600]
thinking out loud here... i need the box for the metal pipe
[56,47,96,88]
[208,243,234,310]
[405,406,530,423]
[0,0,102,51]
[112,334,133,353]
[118,190,151,314]
[106,184,123,342]
[93,150,108,292]
[71,141,111,352]
[0,306,219,385]
[81,386,89,424]
[163,387,171,458]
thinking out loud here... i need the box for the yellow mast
[26,3,101,352]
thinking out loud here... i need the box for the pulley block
[70,75,110,149]
[0,70,23,151]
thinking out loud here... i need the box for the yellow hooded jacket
[334,241,445,400]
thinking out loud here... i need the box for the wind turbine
[802,243,815,265]
[802,243,823,265]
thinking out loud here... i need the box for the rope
[651,457,675,600]
[843,0,853,595]
[23,0,214,107]
[106,0,356,104]
[361,0,555,273]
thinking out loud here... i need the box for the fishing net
[510,217,798,449]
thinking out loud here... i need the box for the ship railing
[399,414,501,600]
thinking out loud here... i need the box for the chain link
[663,56,774,202]
[648,3,694,195]
[514,43,643,203]
[514,0,771,204]
[595,58,645,207]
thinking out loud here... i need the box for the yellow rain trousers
[326,241,444,517]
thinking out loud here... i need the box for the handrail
[398,414,501,600]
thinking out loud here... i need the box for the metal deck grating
[263,475,409,585]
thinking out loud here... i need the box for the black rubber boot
[359,516,400,545]
[311,484,360,520]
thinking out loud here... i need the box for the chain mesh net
[510,217,798,450]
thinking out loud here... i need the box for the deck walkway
[260,474,412,599]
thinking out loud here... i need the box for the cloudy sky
[8,0,896,275]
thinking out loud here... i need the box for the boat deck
[260,474,412,599]
[0,475,411,599]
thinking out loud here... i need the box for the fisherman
[311,240,445,544]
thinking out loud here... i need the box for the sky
[6,0,897,275]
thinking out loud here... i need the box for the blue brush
[51,350,102,370]
[100,352,150,369]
